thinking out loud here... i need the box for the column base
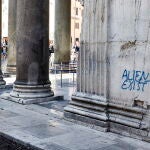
[6,65,16,75]
[64,93,109,132]
[64,93,150,141]
[9,84,55,104]
[108,103,150,141]
[1,94,63,105]
[0,81,6,87]
[0,75,6,87]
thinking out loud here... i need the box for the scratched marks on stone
[121,69,150,92]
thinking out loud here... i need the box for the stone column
[54,0,71,64]
[0,0,6,86]
[10,0,54,104]
[6,0,17,74]
[65,0,109,131]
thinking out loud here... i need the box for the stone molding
[64,95,150,141]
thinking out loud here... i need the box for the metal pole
[73,62,75,84]
[61,62,62,87]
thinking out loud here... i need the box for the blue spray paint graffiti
[121,69,150,91]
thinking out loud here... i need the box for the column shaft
[0,0,6,86]
[54,0,71,64]
[7,0,17,74]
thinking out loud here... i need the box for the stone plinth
[0,71,6,87]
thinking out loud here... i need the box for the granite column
[54,0,71,64]
[0,0,6,86]
[10,0,54,103]
[7,0,17,74]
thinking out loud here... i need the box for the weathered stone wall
[108,0,150,107]
[108,0,150,140]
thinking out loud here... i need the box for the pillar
[10,0,54,103]
[65,0,150,141]
[54,0,71,64]
[65,0,109,131]
[6,0,17,74]
[0,0,6,86]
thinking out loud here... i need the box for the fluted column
[7,0,17,74]
[54,0,71,64]
[10,0,54,103]
[65,0,109,130]
[0,0,6,86]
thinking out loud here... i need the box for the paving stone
[21,124,67,139]
[48,131,116,150]
[38,100,69,112]
[0,109,19,119]
[97,144,134,150]
[2,116,47,129]
[40,142,71,150]
[97,141,136,150]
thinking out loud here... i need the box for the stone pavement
[0,76,150,150]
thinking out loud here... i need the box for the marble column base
[64,93,150,141]
[6,65,16,75]
[108,103,150,141]
[9,84,56,104]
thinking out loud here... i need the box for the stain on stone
[121,40,136,51]
[101,0,105,23]
[133,99,144,108]
[101,15,104,23]
[147,105,150,110]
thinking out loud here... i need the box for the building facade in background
[49,0,55,44]
[71,0,83,47]
[2,0,8,38]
